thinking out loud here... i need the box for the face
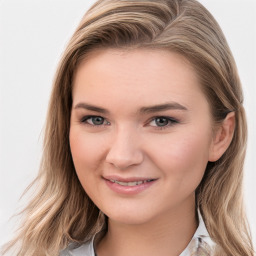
[69,49,216,225]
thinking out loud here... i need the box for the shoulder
[59,240,95,256]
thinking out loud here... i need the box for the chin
[104,209,157,226]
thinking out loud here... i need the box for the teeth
[110,179,153,186]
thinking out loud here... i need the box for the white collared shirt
[60,212,215,256]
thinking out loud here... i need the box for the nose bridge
[106,124,143,169]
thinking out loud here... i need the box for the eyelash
[148,116,179,130]
[80,115,179,129]
[80,115,110,127]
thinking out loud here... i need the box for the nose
[105,127,144,170]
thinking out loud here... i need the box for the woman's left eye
[149,116,178,128]
[81,116,110,126]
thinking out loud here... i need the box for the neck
[96,200,198,256]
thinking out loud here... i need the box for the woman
[2,0,254,255]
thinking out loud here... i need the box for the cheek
[69,129,107,177]
[69,129,109,203]
[147,130,211,188]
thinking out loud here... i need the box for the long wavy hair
[2,0,254,255]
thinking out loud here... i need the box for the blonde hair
[2,0,254,255]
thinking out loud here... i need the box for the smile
[109,179,154,186]
[103,176,157,194]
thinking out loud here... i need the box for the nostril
[106,149,144,169]
[105,132,144,169]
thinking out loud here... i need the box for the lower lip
[104,179,157,195]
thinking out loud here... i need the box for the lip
[103,175,157,195]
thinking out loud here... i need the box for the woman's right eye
[81,116,110,126]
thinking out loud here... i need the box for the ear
[208,112,236,162]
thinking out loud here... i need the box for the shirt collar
[179,209,215,256]
[69,209,216,256]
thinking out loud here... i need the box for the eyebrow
[139,102,188,114]
[74,103,110,114]
[73,102,188,114]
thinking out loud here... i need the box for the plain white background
[0,0,255,249]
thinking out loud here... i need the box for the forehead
[72,48,208,113]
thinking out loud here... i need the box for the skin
[69,49,235,256]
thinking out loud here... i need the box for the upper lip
[103,175,157,182]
